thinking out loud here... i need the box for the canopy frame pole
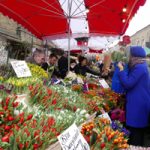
[67,0,72,72]
[67,18,71,72]
[45,39,48,59]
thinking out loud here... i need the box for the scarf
[129,57,146,68]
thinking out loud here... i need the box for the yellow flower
[27,63,48,79]
[0,76,4,81]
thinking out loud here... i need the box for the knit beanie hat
[130,46,146,58]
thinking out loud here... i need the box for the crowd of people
[25,48,111,80]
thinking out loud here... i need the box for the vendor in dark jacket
[58,52,68,79]
[74,56,100,76]
[42,53,60,78]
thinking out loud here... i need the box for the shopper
[74,56,100,76]
[26,48,45,66]
[42,53,60,78]
[118,46,150,146]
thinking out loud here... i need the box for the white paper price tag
[10,61,31,78]
[99,79,109,89]
[58,123,90,150]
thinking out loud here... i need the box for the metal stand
[67,0,72,72]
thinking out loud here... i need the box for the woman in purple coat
[118,46,150,146]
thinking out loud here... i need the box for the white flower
[85,114,90,118]
[14,110,22,115]
[57,116,63,120]
[80,118,84,122]
[80,110,87,115]
[76,108,80,113]
[60,110,65,114]
[68,115,73,119]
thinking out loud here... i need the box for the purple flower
[121,128,130,137]
[111,121,119,130]
[0,84,5,90]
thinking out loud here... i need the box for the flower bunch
[5,77,42,94]
[27,63,48,79]
[82,88,120,113]
[72,84,82,92]
[28,84,64,111]
[111,51,128,63]
[50,85,90,113]
[0,95,59,150]
[98,89,120,112]
[8,116,58,150]
[88,83,98,90]
[81,118,129,150]
[86,99,103,113]
[111,121,130,137]
[110,108,126,123]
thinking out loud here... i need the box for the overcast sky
[125,0,150,36]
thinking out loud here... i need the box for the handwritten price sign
[10,61,31,78]
[58,123,90,150]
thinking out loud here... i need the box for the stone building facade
[0,13,55,48]
[130,25,150,48]
[0,13,55,64]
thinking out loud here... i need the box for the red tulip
[14,125,20,131]
[3,106,8,111]
[1,135,9,143]
[28,85,33,90]
[33,144,39,149]
[24,129,30,137]
[19,117,24,124]
[73,106,77,112]
[47,88,52,95]
[52,99,57,105]
[4,125,11,131]
[34,131,39,138]
[47,117,55,126]
[19,112,24,117]
[19,143,24,149]
[13,102,19,108]
[25,142,29,148]
[100,143,106,149]
[5,97,10,105]
[7,116,14,121]
[27,114,33,120]
[0,112,4,115]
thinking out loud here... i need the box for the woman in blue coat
[118,46,150,146]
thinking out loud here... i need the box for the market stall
[0,0,148,150]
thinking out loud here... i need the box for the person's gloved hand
[117,62,124,71]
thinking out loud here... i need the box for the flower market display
[0,62,131,150]
[81,118,129,150]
